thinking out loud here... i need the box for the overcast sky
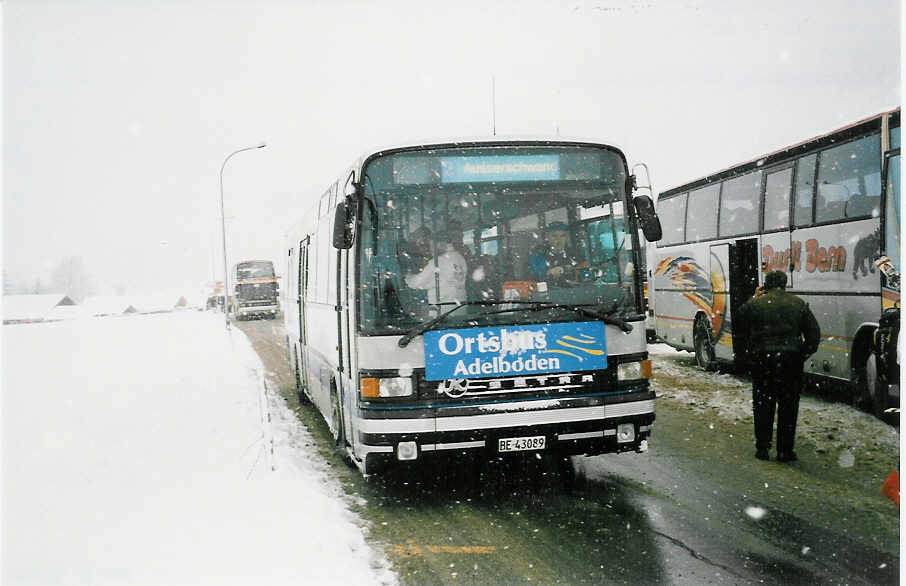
[3,1,900,296]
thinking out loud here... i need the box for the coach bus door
[708,244,733,361]
[729,239,759,359]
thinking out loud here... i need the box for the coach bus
[652,108,900,413]
[231,260,279,320]
[283,138,662,475]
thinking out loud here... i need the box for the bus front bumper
[236,303,279,316]
[354,393,655,472]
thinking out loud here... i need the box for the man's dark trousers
[751,351,803,454]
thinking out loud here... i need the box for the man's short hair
[764,270,788,290]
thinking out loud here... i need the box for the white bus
[284,138,663,475]
[652,109,900,413]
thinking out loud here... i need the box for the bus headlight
[617,360,651,381]
[361,376,413,398]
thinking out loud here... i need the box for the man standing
[736,270,821,462]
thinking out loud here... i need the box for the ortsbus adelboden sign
[424,321,607,380]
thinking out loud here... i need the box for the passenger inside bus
[403,227,468,305]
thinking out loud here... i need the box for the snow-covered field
[2,311,396,586]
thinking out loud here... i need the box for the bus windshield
[237,261,275,279]
[357,144,640,333]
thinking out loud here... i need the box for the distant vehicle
[231,260,279,320]
[284,137,662,476]
[652,108,900,412]
[204,281,225,311]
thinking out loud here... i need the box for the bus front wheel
[293,350,308,404]
[329,384,346,448]
[861,353,889,418]
[694,317,717,371]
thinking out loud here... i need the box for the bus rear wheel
[694,316,717,371]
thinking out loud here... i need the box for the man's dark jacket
[736,289,821,357]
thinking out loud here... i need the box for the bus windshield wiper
[397,300,542,348]
[397,300,633,348]
[528,302,634,333]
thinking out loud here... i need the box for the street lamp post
[219,142,266,327]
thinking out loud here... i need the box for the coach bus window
[815,133,881,223]
[656,193,687,246]
[763,167,793,231]
[794,154,817,226]
[685,184,719,242]
[719,170,762,237]
[890,125,900,150]
[885,153,900,272]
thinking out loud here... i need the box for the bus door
[710,240,759,361]
[708,244,733,361]
[338,235,355,443]
[730,239,759,358]
[298,236,310,390]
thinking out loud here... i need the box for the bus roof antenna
[491,75,496,136]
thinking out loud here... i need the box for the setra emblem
[437,378,470,398]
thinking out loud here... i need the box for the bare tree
[50,256,94,302]
[2,270,14,295]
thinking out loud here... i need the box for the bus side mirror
[633,195,662,242]
[333,199,354,249]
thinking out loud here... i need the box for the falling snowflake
[745,506,766,520]
[838,450,855,468]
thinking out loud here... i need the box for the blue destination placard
[423,321,607,381]
[440,155,560,183]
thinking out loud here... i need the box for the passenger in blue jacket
[529,222,579,285]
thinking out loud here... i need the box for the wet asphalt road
[237,317,899,585]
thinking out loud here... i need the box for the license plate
[498,435,546,452]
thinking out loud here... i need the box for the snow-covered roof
[2,294,77,322]
[80,296,138,316]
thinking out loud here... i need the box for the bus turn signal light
[361,377,380,398]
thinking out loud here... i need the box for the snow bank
[648,343,900,455]
[2,312,395,586]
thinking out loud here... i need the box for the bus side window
[719,170,762,237]
[815,133,881,223]
[763,167,793,231]
[794,154,817,226]
[656,192,688,246]
[685,184,719,241]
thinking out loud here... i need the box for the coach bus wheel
[862,353,888,418]
[693,316,717,371]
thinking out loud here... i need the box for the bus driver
[529,221,580,285]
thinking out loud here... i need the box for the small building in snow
[79,296,138,317]
[2,294,79,324]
